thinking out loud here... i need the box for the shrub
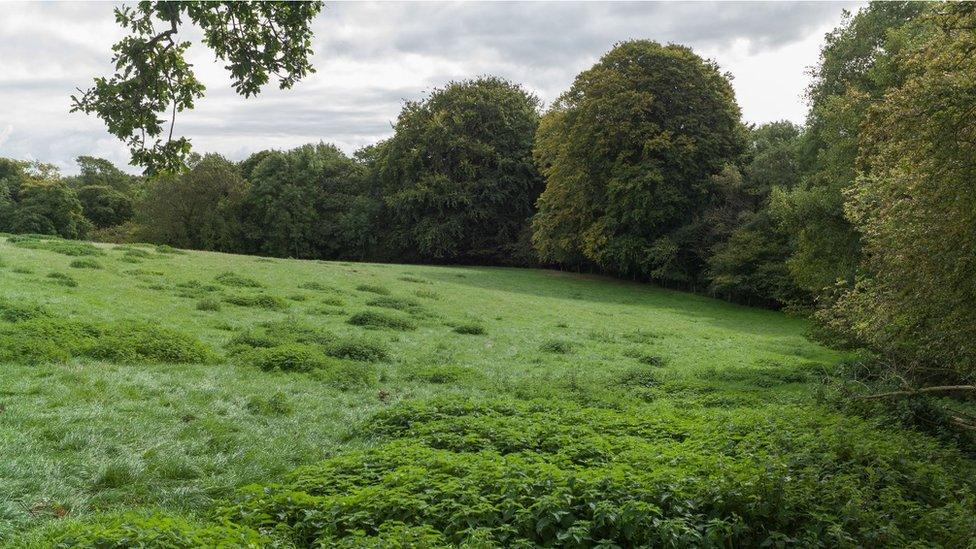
[223,294,288,311]
[250,344,329,372]
[214,271,264,288]
[121,247,153,259]
[227,319,334,356]
[18,511,263,547]
[47,271,78,287]
[355,284,390,295]
[155,244,184,254]
[452,322,485,335]
[0,298,50,322]
[325,336,389,362]
[539,339,572,354]
[69,258,102,269]
[196,297,222,312]
[0,317,99,364]
[348,310,416,331]
[86,321,217,364]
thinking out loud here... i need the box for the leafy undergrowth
[23,396,976,547]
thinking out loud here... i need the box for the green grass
[1,235,974,545]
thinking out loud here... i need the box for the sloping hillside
[2,234,974,546]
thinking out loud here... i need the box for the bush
[214,271,264,288]
[47,271,78,287]
[220,396,976,547]
[325,336,389,362]
[121,247,153,259]
[0,298,50,322]
[355,284,390,295]
[539,339,572,354]
[223,294,288,311]
[348,310,416,331]
[17,511,263,548]
[250,344,329,373]
[452,322,485,335]
[196,297,222,311]
[69,258,102,269]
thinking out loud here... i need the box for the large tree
[532,40,743,285]
[72,1,323,174]
[373,77,544,265]
[0,160,90,238]
[137,153,246,250]
[823,2,976,382]
[240,143,377,260]
[770,1,924,297]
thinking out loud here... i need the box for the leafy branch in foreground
[71,1,323,175]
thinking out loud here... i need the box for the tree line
[2,1,974,385]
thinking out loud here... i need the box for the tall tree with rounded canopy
[532,40,743,285]
[375,77,544,265]
[72,1,323,175]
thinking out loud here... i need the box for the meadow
[1,233,974,546]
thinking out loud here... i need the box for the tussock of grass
[306,306,346,316]
[124,268,164,276]
[539,339,572,354]
[154,245,184,255]
[46,271,78,287]
[121,248,153,259]
[325,336,389,362]
[11,236,103,256]
[321,296,345,306]
[413,289,439,300]
[11,266,33,274]
[196,297,222,312]
[246,392,293,416]
[622,348,667,366]
[366,296,424,314]
[405,364,476,384]
[298,281,332,291]
[452,322,485,335]
[397,275,429,284]
[214,272,264,288]
[309,360,378,390]
[348,310,416,331]
[355,284,390,295]
[0,298,51,322]
[249,344,330,373]
[69,258,102,269]
[223,293,288,310]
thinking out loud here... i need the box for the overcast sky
[0,1,858,174]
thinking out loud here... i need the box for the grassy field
[1,234,974,546]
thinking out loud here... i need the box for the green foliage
[0,316,215,365]
[69,258,102,269]
[21,511,263,548]
[221,396,976,547]
[532,40,744,284]
[0,298,51,322]
[348,310,416,331]
[71,2,323,174]
[76,185,133,229]
[47,271,78,287]
[824,2,976,380]
[325,336,389,362]
[539,339,573,354]
[355,284,390,295]
[452,322,485,335]
[366,296,424,314]
[223,293,288,311]
[1,166,91,239]
[11,235,102,256]
[249,343,330,373]
[373,77,544,265]
[405,364,476,384]
[195,297,222,312]
[214,271,264,288]
[137,154,247,251]
[227,319,334,354]
[310,360,378,391]
[239,144,378,260]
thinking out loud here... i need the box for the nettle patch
[217,397,976,547]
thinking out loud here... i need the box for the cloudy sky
[0,1,858,174]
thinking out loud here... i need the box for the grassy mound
[348,310,416,331]
[9,235,103,256]
[223,293,288,310]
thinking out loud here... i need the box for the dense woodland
[2,1,974,389]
